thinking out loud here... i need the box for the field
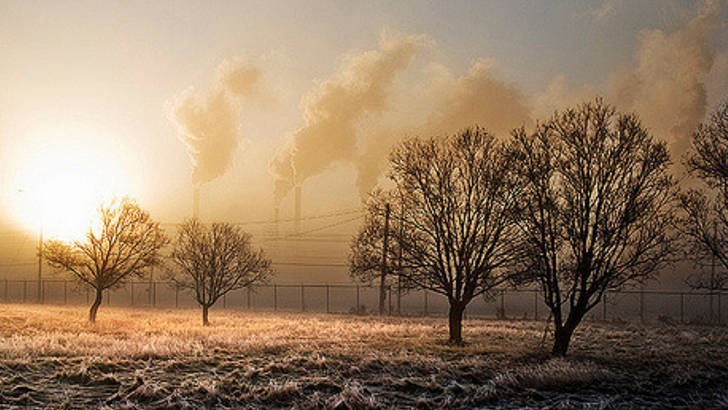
[0,305,727,409]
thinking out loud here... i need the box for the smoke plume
[533,74,598,120]
[423,59,531,137]
[169,57,262,185]
[610,0,723,154]
[353,59,531,199]
[273,0,725,204]
[269,33,419,204]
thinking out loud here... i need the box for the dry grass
[0,304,727,408]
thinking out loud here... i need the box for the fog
[0,0,727,287]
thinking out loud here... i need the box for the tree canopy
[43,198,168,322]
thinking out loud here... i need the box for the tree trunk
[552,323,575,356]
[552,307,586,356]
[202,304,210,326]
[448,302,466,344]
[89,287,103,323]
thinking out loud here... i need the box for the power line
[260,214,363,243]
[159,207,362,227]
[273,262,348,267]
[0,262,36,268]
[234,208,362,225]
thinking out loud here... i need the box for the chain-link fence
[1,278,726,325]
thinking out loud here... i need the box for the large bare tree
[352,128,523,343]
[42,198,168,323]
[510,99,678,356]
[167,220,273,326]
[679,101,728,293]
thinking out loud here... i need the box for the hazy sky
[1,0,727,236]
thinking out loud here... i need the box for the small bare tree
[350,190,417,315]
[42,198,168,323]
[352,128,523,343]
[510,98,678,356]
[167,220,273,326]
[679,100,728,292]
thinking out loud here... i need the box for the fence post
[64,280,68,305]
[41,280,44,304]
[23,280,27,303]
[639,288,645,323]
[274,285,278,312]
[326,284,330,314]
[719,292,722,326]
[106,290,110,306]
[388,286,392,316]
[152,281,156,307]
[680,292,685,324]
[223,293,227,309]
[175,284,179,308]
[397,282,402,316]
[424,290,428,316]
[500,290,505,319]
[534,290,538,320]
[247,287,252,310]
[301,284,305,312]
[131,282,135,306]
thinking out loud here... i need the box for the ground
[0,304,726,409]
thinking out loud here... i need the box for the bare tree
[679,101,728,292]
[678,190,728,291]
[167,220,273,326]
[686,100,728,184]
[350,190,417,315]
[352,128,523,343]
[42,198,168,323]
[510,98,678,356]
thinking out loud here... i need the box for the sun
[10,137,130,242]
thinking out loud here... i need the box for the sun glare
[10,137,129,242]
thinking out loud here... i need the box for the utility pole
[396,201,404,316]
[712,218,717,324]
[380,203,391,316]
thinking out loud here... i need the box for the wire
[0,262,36,268]
[260,215,363,243]
[159,207,362,227]
[273,262,348,267]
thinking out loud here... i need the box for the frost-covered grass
[0,304,726,408]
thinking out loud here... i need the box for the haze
[1,0,727,283]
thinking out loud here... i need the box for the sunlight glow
[10,133,130,242]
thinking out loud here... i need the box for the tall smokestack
[269,33,420,203]
[294,186,302,233]
[193,186,200,220]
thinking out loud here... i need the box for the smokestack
[269,33,420,203]
[193,186,200,220]
[294,186,302,233]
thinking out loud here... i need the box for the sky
[0,0,727,253]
